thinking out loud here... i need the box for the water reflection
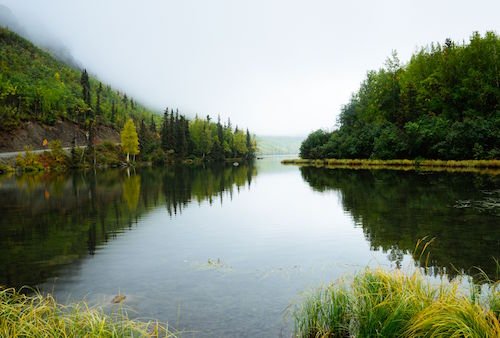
[300,167,500,281]
[0,163,256,288]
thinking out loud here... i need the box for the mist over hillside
[0,4,81,68]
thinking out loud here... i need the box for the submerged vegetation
[293,268,500,337]
[0,288,171,337]
[300,32,500,161]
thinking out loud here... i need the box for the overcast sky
[2,0,500,135]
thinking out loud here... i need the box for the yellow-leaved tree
[120,118,139,163]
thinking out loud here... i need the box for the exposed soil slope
[0,119,119,152]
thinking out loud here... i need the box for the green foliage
[39,140,69,171]
[94,141,123,166]
[0,163,14,174]
[160,112,256,162]
[120,119,139,162]
[300,32,500,160]
[293,268,500,337]
[0,27,258,162]
[15,147,43,172]
[0,27,157,131]
[0,288,170,337]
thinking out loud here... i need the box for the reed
[0,288,173,337]
[293,269,500,338]
[281,158,500,174]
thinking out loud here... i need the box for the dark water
[0,158,499,337]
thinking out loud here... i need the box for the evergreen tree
[167,110,175,150]
[177,115,188,158]
[138,119,147,154]
[246,129,255,159]
[80,69,91,106]
[123,94,128,109]
[110,100,116,123]
[150,115,156,133]
[160,108,169,151]
[96,82,102,118]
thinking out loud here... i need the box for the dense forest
[0,27,256,162]
[300,32,500,160]
[0,27,153,130]
[141,110,256,163]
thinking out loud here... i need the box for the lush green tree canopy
[300,32,500,160]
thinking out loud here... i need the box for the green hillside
[0,27,257,164]
[300,32,500,160]
[0,27,156,132]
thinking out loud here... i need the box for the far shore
[281,158,500,175]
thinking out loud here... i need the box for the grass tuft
[281,158,500,175]
[0,287,174,337]
[293,268,500,337]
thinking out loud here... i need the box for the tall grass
[0,288,173,337]
[281,158,500,175]
[293,269,500,337]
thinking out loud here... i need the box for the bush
[15,147,44,172]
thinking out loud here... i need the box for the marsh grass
[293,269,500,337]
[0,287,173,337]
[281,158,500,175]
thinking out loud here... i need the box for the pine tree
[121,118,139,163]
[246,129,254,159]
[111,100,116,123]
[80,69,91,106]
[167,110,175,150]
[123,94,128,109]
[150,115,156,133]
[138,119,147,154]
[161,108,169,151]
[96,82,102,119]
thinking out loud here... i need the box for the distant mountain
[256,135,303,155]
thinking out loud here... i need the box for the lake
[0,157,498,337]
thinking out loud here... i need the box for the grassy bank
[293,268,500,337]
[0,288,173,337]
[282,158,500,175]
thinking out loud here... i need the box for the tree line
[134,108,256,164]
[0,27,257,163]
[300,31,500,160]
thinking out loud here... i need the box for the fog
[2,0,499,135]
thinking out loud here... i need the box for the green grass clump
[0,288,172,337]
[293,269,500,338]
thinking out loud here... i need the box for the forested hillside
[0,27,153,131]
[0,27,257,161]
[300,32,500,160]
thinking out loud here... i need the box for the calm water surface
[1,158,499,337]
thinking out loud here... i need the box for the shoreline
[281,158,500,175]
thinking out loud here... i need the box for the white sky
[2,0,500,135]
